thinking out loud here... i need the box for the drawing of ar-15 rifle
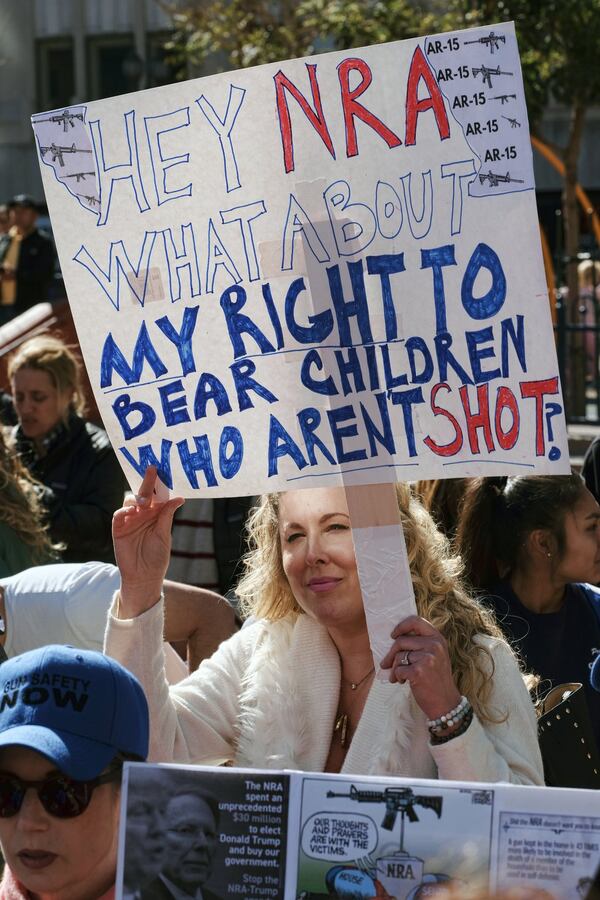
[35,110,84,132]
[502,116,521,128]
[65,172,95,183]
[471,64,513,88]
[492,94,517,104]
[478,170,524,187]
[464,32,506,54]
[39,143,92,167]
[76,194,100,208]
[326,785,443,852]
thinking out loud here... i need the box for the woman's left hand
[380,614,461,721]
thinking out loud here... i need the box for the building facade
[0,0,178,201]
[0,0,598,251]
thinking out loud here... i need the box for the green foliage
[159,0,600,135]
[160,0,437,75]
[443,0,600,131]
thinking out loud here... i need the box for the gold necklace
[335,666,375,749]
[345,665,375,691]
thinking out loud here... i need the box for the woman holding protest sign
[456,474,600,756]
[105,466,543,784]
[8,334,126,563]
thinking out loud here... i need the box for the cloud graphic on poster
[301,812,379,862]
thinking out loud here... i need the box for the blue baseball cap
[0,645,149,779]
[592,653,600,693]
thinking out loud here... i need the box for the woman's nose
[305,534,328,565]
[15,789,49,832]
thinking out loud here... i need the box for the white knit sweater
[104,598,543,784]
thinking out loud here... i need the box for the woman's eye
[286,532,303,543]
[327,522,349,532]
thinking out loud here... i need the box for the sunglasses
[0,767,122,819]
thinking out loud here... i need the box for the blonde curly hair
[237,484,511,723]
[0,429,55,562]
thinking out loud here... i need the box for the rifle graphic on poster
[464,32,506,54]
[35,110,84,132]
[39,143,92,167]
[326,785,443,850]
[472,64,513,88]
[478,170,524,187]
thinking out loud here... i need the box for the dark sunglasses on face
[0,767,122,819]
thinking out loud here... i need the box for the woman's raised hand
[112,466,184,618]
[380,615,462,722]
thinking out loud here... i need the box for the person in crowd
[8,333,126,563]
[412,478,470,544]
[582,432,600,505]
[168,496,254,596]
[455,474,600,753]
[0,204,10,236]
[0,427,56,577]
[0,643,149,900]
[139,782,222,900]
[0,560,238,676]
[105,466,543,784]
[591,647,600,694]
[0,195,55,324]
[0,391,17,426]
[122,769,167,900]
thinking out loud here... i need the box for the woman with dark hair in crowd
[455,474,600,751]
[0,428,55,576]
[412,478,470,543]
[8,334,125,563]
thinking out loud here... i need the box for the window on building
[87,35,136,100]
[37,39,75,111]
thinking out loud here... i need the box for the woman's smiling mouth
[307,577,342,592]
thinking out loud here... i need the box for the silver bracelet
[427,695,470,733]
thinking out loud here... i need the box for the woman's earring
[546,552,552,558]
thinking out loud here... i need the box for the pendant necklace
[346,666,375,692]
[334,666,375,749]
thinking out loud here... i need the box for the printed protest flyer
[115,765,600,900]
[490,784,600,899]
[32,21,569,497]
[117,765,289,899]
[294,774,494,899]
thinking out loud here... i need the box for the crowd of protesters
[0,195,55,326]
[0,220,599,897]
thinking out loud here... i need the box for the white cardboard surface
[33,21,569,497]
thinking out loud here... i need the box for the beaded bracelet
[427,695,470,734]
[429,700,471,736]
[430,708,474,745]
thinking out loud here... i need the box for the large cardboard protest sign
[32,21,570,498]
[116,764,600,899]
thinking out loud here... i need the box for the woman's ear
[528,529,556,560]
